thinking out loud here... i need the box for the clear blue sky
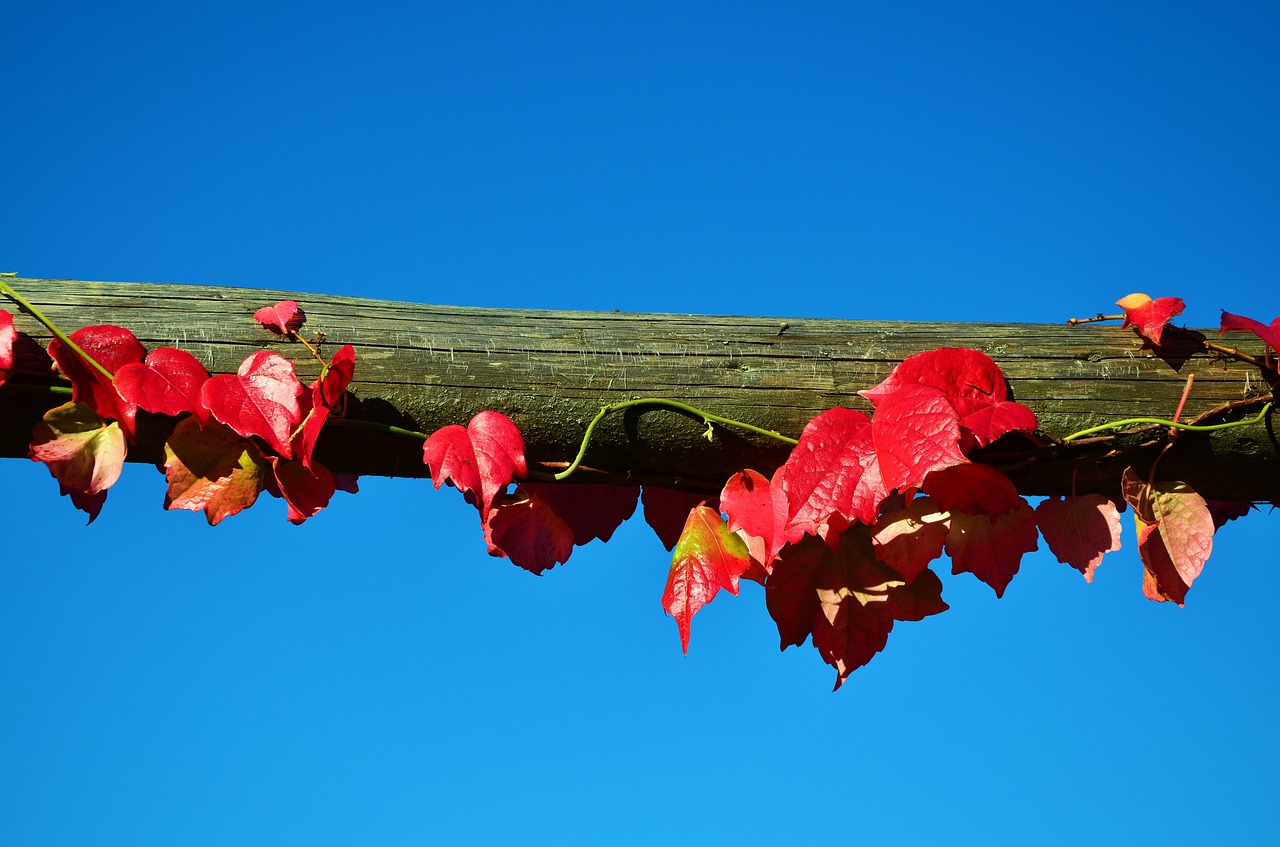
[3,2,1278,844]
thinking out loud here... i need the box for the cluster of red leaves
[9,301,356,525]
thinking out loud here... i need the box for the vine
[0,282,1275,689]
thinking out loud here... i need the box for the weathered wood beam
[2,278,1276,501]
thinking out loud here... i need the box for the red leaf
[880,568,949,623]
[484,487,576,574]
[721,466,805,574]
[944,499,1039,597]
[516,482,639,546]
[923,463,1022,518]
[642,486,714,551]
[266,456,338,525]
[859,347,1037,448]
[60,484,108,524]
[29,401,126,496]
[201,350,304,458]
[254,300,305,335]
[766,536,826,649]
[662,503,752,654]
[784,386,965,530]
[422,410,527,519]
[1121,468,1214,605]
[295,344,356,468]
[114,347,210,424]
[1219,310,1280,352]
[871,495,949,582]
[1116,293,1185,346]
[47,325,147,438]
[0,309,14,386]
[1206,500,1251,529]
[1035,495,1122,582]
[163,417,267,525]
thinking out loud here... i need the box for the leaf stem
[554,398,798,482]
[328,416,429,441]
[1062,401,1272,442]
[0,280,116,381]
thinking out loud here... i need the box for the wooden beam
[2,278,1275,501]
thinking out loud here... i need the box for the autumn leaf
[871,495,949,582]
[721,466,805,575]
[114,347,210,424]
[859,347,1037,449]
[943,500,1039,598]
[422,410,527,519]
[1121,468,1214,605]
[0,309,14,386]
[765,536,826,649]
[254,300,306,334]
[922,462,1022,518]
[484,487,576,574]
[47,324,147,438]
[663,503,752,654]
[641,486,715,551]
[163,417,267,525]
[59,484,108,524]
[1219,310,1280,352]
[295,344,356,468]
[201,350,304,458]
[1116,293,1185,346]
[29,401,127,497]
[516,482,639,547]
[266,455,338,525]
[1035,495,1123,582]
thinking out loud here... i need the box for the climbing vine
[1,280,1275,689]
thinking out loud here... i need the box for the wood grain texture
[2,278,1276,500]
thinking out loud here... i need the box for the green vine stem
[554,398,799,482]
[1061,401,1273,442]
[0,280,116,381]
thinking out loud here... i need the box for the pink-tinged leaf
[871,496,949,582]
[1219,310,1280,352]
[1121,468,1213,605]
[29,401,126,496]
[254,300,305,335]
[858,347,1037,448]
[296,344,356,468]
[1035,495,1122,582]
[516,482,639,546]
[60,484,108,524]
[0,309,14,386]
[48,325,147,438]
[785,387,964,530]
[641,486,715,551]
[201,350,304,458]
[484,487,576,575]
[422,410,527,519]
[945,500,1039,597]
[114,347,210,423]
[923,463,1022,518]
[266,456,337,525]
[721,466,805,574]
[663,504,752,654]
[163,417,267,525]
[1116,293,1185,346]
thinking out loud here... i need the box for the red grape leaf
[254,300,305,335]
[641,486,715,551]
[422,410,527,519]
[858,347,1037,449]
[1116,293,1185,346]
[944,499,1039,597]
[163,417,267,525]
[484,487,576,575]
[1219,310,1280,352]
[785,387,965,530]
[1035,495,1122,582]
[295,344,356,469]
[0,309,14,386]
[516,482,639,546]
[48,325,147,439]
[29,401,126,496]
[871,495,949,582]
[1121,468,1213,605]
[721,466,805,575]
[663,503,752,654]
[201,350,304,458]
[266,456,338,525]
[923,463,1022,518]
[114,347,210,424]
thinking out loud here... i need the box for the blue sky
[2,2,1278,844]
